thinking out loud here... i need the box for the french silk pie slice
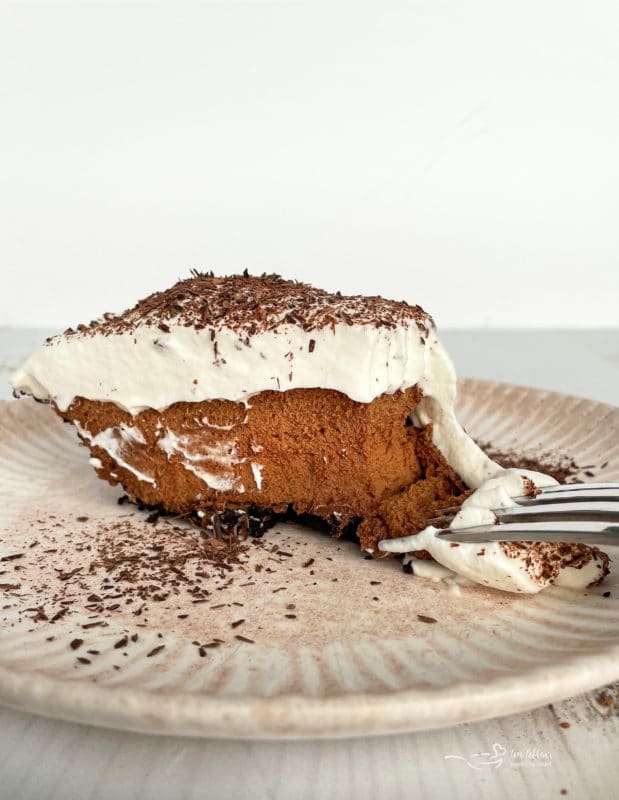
[12,272,610,593]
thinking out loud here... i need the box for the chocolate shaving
[477,443,581,485]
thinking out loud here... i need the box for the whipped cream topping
[379,470,610,593]
[12,271,433,413]
[12,322,431,412]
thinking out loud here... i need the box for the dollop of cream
[379,470,608,593]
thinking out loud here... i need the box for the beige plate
[0,381,618,739]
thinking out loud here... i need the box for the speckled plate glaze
[0,381,618,739]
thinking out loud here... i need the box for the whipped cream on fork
[379,470,610,593]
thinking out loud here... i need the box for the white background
[1,1,618,329]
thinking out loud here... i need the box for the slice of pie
[12,272,609,593]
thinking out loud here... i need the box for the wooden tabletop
[1,327,617,800]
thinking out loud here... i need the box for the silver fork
[430,483,619,546]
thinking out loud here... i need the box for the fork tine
[522,486,619,503]
[476,500,619,524]
[426,512,459,526]
[428,506,464,522]
[438,520,619,546]
[536,482,619,494]
[429,483,619,525]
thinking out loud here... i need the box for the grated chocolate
[54,271,433,341]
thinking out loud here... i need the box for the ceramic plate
[0,380,617,739]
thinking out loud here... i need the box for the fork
[430,483,619,546]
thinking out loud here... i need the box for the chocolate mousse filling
[59,385,468,554]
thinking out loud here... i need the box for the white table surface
[0,327,618,800]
